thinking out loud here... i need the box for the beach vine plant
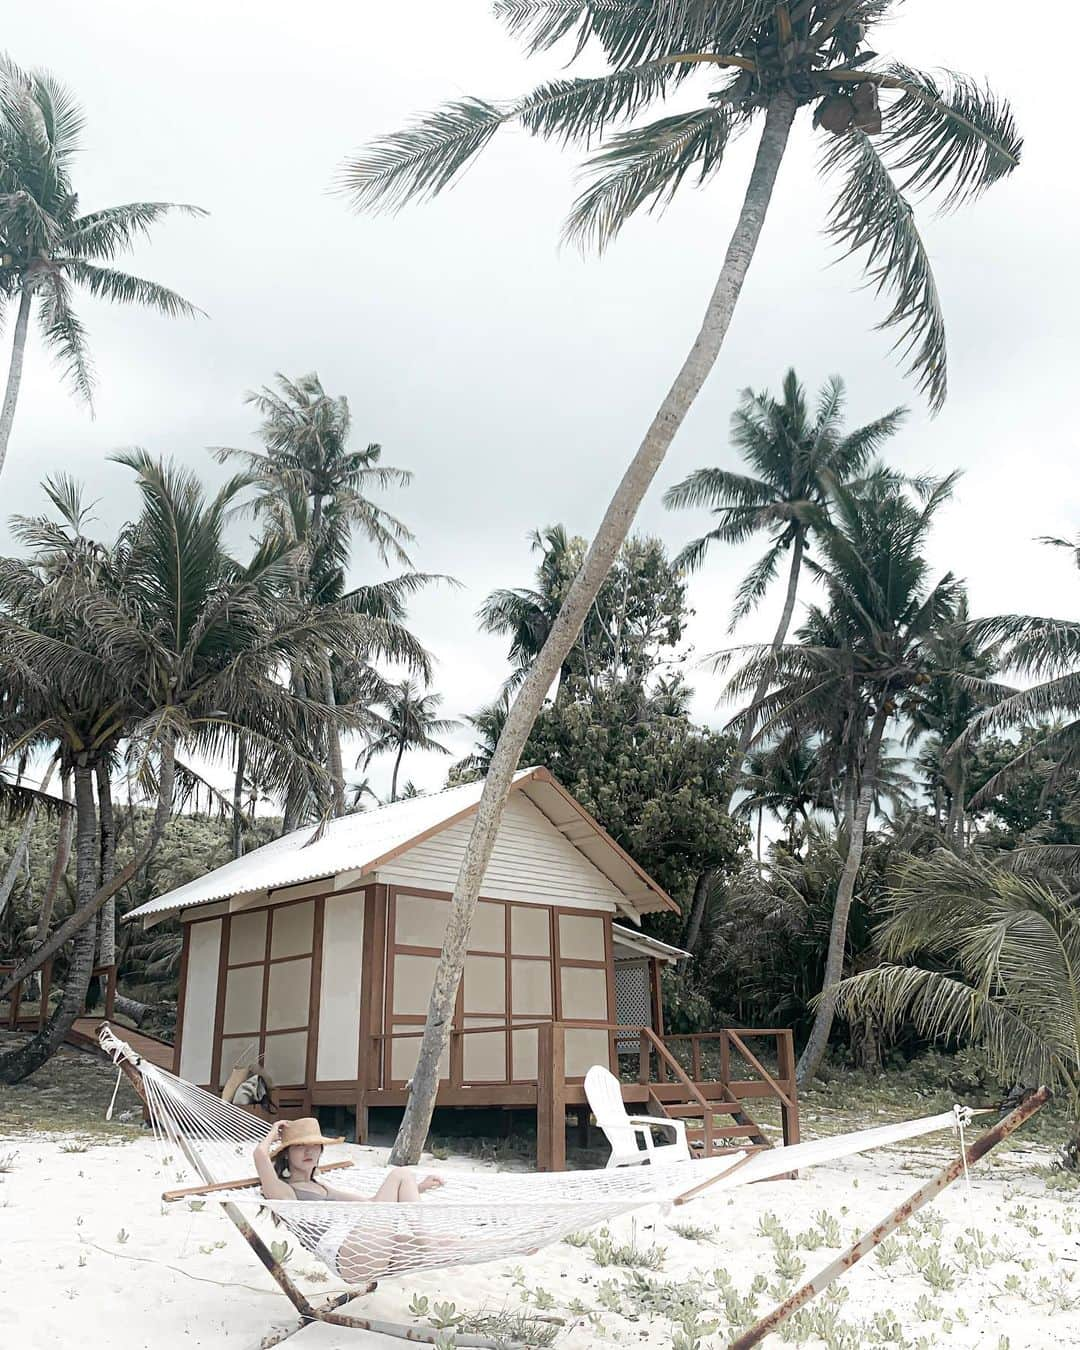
[341,0,1022,1163]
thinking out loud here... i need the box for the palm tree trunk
[731,531,806,776]
[389,92,799,1166]
[0,811,34,923]
[95,762,117,969]
[0,738,176,1017]
[757,807,764,863]
[680,867,716,953]
[30,771,73,993]
[390,741,405,803]
[0,289,33,481]
[321,655,346,818]
[0,761,99,1083]
[946,761,965,847]
[796,705,889,1088]
[232,738,246,860]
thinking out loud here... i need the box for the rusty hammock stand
[727,1086,1051,1350]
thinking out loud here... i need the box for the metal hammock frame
[97,1023,1049,1350]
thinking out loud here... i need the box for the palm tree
[217,372,428,818]
[0,57,204,480]
[835,849,1080,1163]
[904,594,999,842]
[451,691,514,783]
[666,370,905,783]
[957,538,1079,807]
[729,473,960,1085]
[479,525,582,695]
[0,453,383,1080]
[342,2,1019,1163]
[736,737,824,855]
[363,680,460,802]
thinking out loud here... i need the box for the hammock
[100,1024,967,1288]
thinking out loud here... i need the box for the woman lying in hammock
[254,1118,444,1282]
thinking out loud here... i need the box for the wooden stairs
[647,1090,772,1156]
[637,1027,775,1157]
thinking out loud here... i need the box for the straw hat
[270,1116,344,1156]
[221,1060,275,1104]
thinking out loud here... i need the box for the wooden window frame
[209,894,321,1090]
[383,886,615,1088]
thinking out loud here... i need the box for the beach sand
[2,1117,1079,1350]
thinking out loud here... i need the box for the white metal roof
[611,923,690,965]
[125,767,677,925]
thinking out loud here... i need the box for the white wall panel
[179,918,221,1085]
[316,890,364,1082]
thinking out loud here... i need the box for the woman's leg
[372,1165,421,1204]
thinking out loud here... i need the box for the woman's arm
[253,1122,295,1200]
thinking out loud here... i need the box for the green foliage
[522,678,747,921]
[967,729,1080,847]
[477,527,686,700]
[835,848,1080,1152]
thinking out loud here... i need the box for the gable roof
[125,767,678,925]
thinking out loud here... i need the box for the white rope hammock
[100,1026,967,1287]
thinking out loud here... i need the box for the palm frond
[495,0,772,68]
[877,62,1022,210]
[63,201,207,261]
[36,276,95,404]
[338,99,509,212]
[62,259,204,319]
[565,104,737,251]
[821,131,946,411]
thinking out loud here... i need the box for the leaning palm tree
[363,680,460,802]
[835,849,1080,1164]
[0,56,204,480]
[666,369,905,788]
[727,472,961,1084]
[342,1,1019,1162]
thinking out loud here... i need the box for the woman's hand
[418,1173,444,1193]
[257,1120,285,1153]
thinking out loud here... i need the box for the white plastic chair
[584,1065,690,1168]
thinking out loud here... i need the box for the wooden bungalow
[125,767,799,1168]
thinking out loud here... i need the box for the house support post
[726,1087,1051,1350]
[536,1021,565,1172]
[777,1029,800,1149]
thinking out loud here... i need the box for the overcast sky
[2,1,1077,801]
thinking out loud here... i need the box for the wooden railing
[0,958,53,1030]
[658,1028,797,1108]
[365,1019,799,1172]
[0,959,115,1029]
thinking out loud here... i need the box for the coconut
[815,93,854,135]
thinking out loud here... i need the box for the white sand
[1,1126,1078,1349]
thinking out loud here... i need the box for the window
[217,900,315,1089]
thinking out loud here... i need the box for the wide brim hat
[269,1116,344,1156]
